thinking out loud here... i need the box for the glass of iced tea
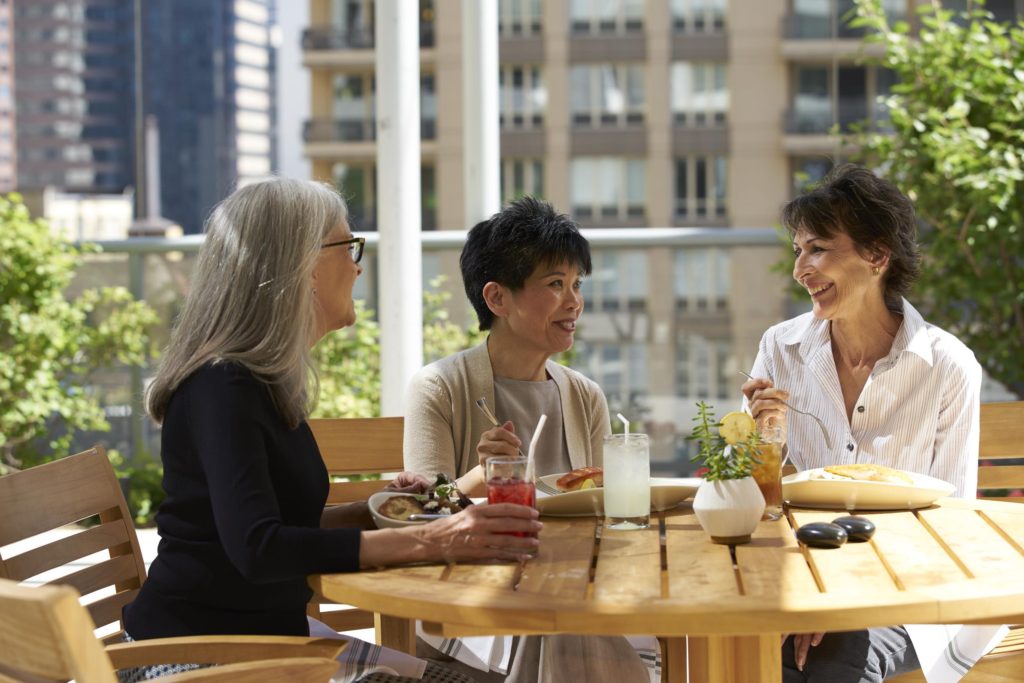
[486,456,537,538]
[752,425,785,521]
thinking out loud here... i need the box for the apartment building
[302,0,1020,468]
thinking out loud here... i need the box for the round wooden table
[312,497,1024,682]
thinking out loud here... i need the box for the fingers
[748,386,790,425]
[741,377,772,402]
[476,424,524,466]
[422,504,543,562]
[386,472,431,493]
[793,632,826,671]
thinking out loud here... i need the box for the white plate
[534,475,701,517]
[782,468,956,510]
[368,491,482,529]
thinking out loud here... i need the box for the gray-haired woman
[121,178,540,682]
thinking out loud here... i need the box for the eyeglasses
[321,236,365,264]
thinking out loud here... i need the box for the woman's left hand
[787,631,825,671]
[385,472,431,494]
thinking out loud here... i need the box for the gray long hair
[146,177,348,428]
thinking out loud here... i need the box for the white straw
[525,414,548,481]
[616,412,630,438]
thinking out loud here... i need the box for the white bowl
[368,491,429,529]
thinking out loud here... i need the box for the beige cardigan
[403,340,611,480]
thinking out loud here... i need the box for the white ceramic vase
[692,477,765,545]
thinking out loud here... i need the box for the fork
[474,398,562,496]
[738,371,833,450]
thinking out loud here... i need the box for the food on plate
[720,411,756,445]
[377,473,473,522]
[378,495,425,521]
[812,463,914,484]
[556,466,604,492]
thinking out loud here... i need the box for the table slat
[916,506,1024,579]
[789,510,900,596]
[734,518,820,600]
[593,525,662,601]
[665,516,738,603]
[518,518,596,598]
[979,508,1024,554]
[446,562,517,589]
[864,511,967,589]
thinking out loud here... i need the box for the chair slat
[327,479,393,505]
[87,588,138,632]
[978,465,1024,490]
[980,402,1024,460]
[0,449,125,546]
[45,555,139,598]
[4,518,131,582]
[309,417,404,474]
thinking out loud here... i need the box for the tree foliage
[311,276,485,418]
[0,194,159,471]
[853,0,1024,396]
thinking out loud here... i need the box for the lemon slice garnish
[579,478,597,490]
[720,411,755,445]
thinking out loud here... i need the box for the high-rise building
[10,0,278,234]
[0,0,15,193]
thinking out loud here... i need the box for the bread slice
[556,466,604,492]
[823,463,914,484]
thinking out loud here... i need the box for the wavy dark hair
[461,196,592,331]
[782,163,921,311]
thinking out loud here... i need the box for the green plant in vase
[687,401,767,545]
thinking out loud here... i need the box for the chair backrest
[978,401,1024,502]
[306,417,404,631]
[0,446,147,641]
[308,417,405,505]
[0,577,118,682]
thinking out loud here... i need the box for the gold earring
[872,266,880,276]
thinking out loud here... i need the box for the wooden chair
[0,446,147,643]
[307,417,406,632]
[0,578,343,683]
[890,400,1024,682]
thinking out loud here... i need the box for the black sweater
[124,362,361,638]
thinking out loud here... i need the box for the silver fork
[739,371,833,450]
[474,398,562,496]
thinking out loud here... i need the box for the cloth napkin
[905,623,1009,683]
[307,616,428,682]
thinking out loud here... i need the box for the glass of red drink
[486,456,537,539]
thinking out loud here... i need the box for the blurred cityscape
[5,0,1019,473]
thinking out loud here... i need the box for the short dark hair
[781,163,920,310]
[460,196,592,331]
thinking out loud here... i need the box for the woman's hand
[414,502,541,563]
[385,472,431,494]
[786,632,826,671]
[476,420,522,469]
[742,376,790,431]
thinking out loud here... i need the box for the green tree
[0,195,159,471]
[853,0,1024,396]
[312,276,485,418]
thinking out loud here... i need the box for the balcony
[302,23,436,51]
[303,118,438,144]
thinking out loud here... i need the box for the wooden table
[312,498,1024,682]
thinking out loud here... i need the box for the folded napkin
[308,616,428,682]
[906,623,1009,683]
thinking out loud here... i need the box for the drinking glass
[603,433,650,530]
[486,456,537,538]
[752,425,785,521]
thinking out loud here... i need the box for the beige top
[493,376,571,477]
[403,340,610,479]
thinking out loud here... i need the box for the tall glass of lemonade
[752,425,785,521]
[603,433,651,530]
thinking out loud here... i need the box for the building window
[333,162,376,231]
[499,66,545,128]
[675,156,727,220]
[499,0,542,36]
[787,65,894,134]
[671,62,728,126]
[671,0,727,33]
[791,155,837,196]
[570,157,646,221]
[786,0,904,39]
[570,64,645,127]
[501,158,543,202]
[569,0,644,34]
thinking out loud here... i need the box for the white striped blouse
[746,298,981,498]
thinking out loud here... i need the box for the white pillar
[462,0,501,225]
[375,0,423,416]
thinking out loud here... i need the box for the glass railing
[72,228,799,476]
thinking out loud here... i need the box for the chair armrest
[106,635,345,669]
[160,657,340,682]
